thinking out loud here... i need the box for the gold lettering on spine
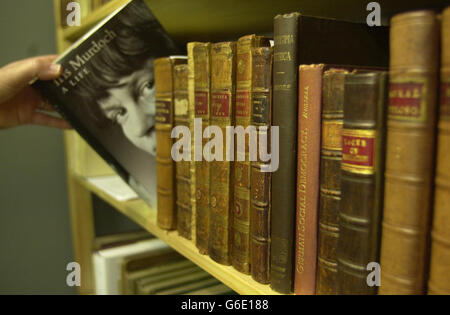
[274,52,291,62]
[274,35,294,45]
[297,128,308,274]
[302,86,309,119]
[322,120,343,151]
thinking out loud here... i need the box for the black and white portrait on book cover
[34,0,180,207]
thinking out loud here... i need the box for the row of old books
[60,0,113,27]
[93,231,234,295]
[153,8,450,295]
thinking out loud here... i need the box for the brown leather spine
[187,43,198,243]
[294,64,324,295]
[174,64,192,240]
[209,42,236,265]
[379,11,440,295]
[192,43,211,255]
[428,7,450,295]
[250,46,273,284]
[233,34,271,274]
[271,12,299,294]
[316,69,348,295]
[155,57,187,230]
[337,71,387,295]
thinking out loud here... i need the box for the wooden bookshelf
[75,174,280,295]
[54,0,449,295]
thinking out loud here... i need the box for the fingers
[0,55,62,104]
[30,112,72,130]
[1,55,62,90]
[37,100,56,112]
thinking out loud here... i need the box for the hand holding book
[0,55,71,129]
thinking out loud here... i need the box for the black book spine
[270,12,299,294]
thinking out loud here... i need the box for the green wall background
[0,0,76,294]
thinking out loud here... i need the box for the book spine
[316,69,348,295]
[155,57,177,230]
[232,35,270,274]
[232,35,254,274]
[270,12,299,294]
[187,43,198,243]
[174,64,192,240]
[209,42,236,265]
[379,11,440,295]
[250,46,273,284]
[192,43,212,255]
[337,72,387,295]
[294,64,324,295]
[428,7,450,295]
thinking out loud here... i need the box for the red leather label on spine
[440,82,450,118]
[211,92,230,117]
[195,91,209,116]
[388,82,426,121]
[236,91,251,117]
[342,129,376,174]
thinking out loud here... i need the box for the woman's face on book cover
[98,59,156,156]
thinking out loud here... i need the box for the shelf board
[75,174,281,295]
[62,0,449,44]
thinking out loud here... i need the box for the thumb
[2,55,62,88]
[0,55,62,103]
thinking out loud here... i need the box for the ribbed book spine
[316,69,348,295]
[192,43,211,255]
[187,43,198,243]
[233,34,271,274]
[250,46,273,284]
[428,7,450,295]
[209,41,236,265]
[155,57,187,230]
[174,64,192,239]
[379,11,440,295]
[270,12,299,294]
[337,71,387,295]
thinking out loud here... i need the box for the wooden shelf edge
[62,0,130,42]
[74,174,282,295]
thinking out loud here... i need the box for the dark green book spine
[270,12,299,294]
[337,71,387,294]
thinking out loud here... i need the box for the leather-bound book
[191,42,212,255]
[209,42,236,265]
[428,7,450,295]
[174,64,192,239]
[337,71,388,295]
[250,46,273,284]
[187,43,198,243]
[233,34,271,274]
[271,12,388,294]
[294,64,324,295]
[155,56,187,230]
[316,69,348,295]
[379,11,440,295]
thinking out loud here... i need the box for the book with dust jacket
[34,0,180,208]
